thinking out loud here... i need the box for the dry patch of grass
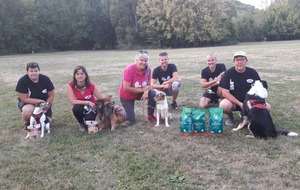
[1,41,300,190]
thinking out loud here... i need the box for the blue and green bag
[192,108,207,135]
[179,107,193,135]
[208,108,224,136]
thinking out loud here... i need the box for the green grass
[1,40,300,190]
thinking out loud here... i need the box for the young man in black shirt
[199,53,226,108]
[151,52,180,110]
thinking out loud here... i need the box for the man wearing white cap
[219,51,261,126]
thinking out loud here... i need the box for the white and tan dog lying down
[232,80,298,139]
[26,101,50,139]
[154,90,172,127]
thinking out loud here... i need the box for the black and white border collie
[232,80,298,139]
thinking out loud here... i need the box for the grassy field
[1,40,300,190]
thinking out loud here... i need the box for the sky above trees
[239,0,272,9]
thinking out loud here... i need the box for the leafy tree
[102,0,138,49]
[232,10,262,42]
[0,0,299,54]
[0,0,30,53]
[264,0,300,40]
[0,0,8,51]
[137,0,231,47]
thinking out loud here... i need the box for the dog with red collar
[25,101,50,139]
[233,80,298,138]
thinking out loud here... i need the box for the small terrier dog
[26,101,50,139]
[154,91,172,127]
[96,96,126,131]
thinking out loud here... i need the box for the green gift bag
[179,107,193,136]
[208,108,224,136]
[192,108,207,135]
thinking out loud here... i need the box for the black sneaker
[24,122,30,130]
[171,101,178,110]
[79,123,88,132]
[119,121,133,127]
[225,115,234,126]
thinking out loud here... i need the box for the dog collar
[247,99,267,110]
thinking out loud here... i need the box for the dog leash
[142,98,149,117]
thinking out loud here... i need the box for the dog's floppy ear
[99,95,113,103]
[96,99,104,106]
[260,80,268,90]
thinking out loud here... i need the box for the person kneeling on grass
[219,51,270,126]
[151,51,181,110]
[67,65,105,131]
[199,53,226,109]
[119,50,157,127]
[16,62,55,129]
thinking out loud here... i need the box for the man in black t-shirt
[199,53,226,108]
[151,52,180,110]
[219,51,262,126]
[16,62,55,127]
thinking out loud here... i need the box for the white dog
[26,102,50,139]
[154,91,172,127]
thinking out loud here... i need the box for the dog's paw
[287,132,298,137]
[155,124,159,127]
[27,125,34,130]
[165,124,170,127]
[245,135,255,138]
[232,128,238,131]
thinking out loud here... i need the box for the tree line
[0,0,299,54]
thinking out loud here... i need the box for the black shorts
[17,99,26,110]
[202,91,220,101]
[18,99,52,118]
[233,105,241,111]
[163,88,172,96]
[156,88,172,96]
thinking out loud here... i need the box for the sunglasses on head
[137,50,148,55]
[27,62,39,67]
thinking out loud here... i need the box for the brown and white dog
[26,101,50,139]
[233,80,298,138]
[96,96,126,131]
[154,91,172,127]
